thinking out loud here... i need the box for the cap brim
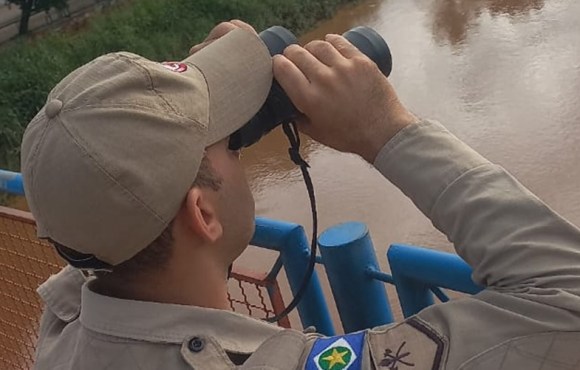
[183,28,273,146]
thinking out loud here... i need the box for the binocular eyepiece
[228,26,392,150]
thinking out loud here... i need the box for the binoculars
[228,25,393,151]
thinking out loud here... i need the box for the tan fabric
[34,267,283,370]
[367,318,447,369]
[34,120,580,369]
[20,28,272,265]
[374,120,580,369]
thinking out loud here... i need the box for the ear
[182,188,223,243]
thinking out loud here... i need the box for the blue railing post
[0,170,24,196]
[387,244,483,317]
[389,269,434,319]
[252,218,335,336]
[318,222,393,332]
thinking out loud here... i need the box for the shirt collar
[37,265,86,322]
[80,281,283,354]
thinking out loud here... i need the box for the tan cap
[20,29,272,266]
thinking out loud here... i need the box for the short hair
[92,155,222,280]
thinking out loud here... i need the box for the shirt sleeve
[373,119,580,298]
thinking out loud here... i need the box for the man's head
[20,29,272,283]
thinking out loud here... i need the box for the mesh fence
[228,268,291,329]
[0,208,61,370]
[0,206,289,370]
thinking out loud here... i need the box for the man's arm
[370,119,580,369]
[375,119,580,297]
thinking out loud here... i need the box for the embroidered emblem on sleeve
[369,318,446,370]
[306,332,365,370]
[380,341,415,369]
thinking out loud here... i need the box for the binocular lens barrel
[259,26,299,55]
[228,26,392,150]
[343,27,392,76]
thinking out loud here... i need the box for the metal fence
[0,169,483,366]
[0,207,59,370]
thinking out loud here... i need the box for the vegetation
[0,0,357,170]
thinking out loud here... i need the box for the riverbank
[0,0,359,171]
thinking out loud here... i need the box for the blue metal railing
[0,169,483,333]
[251,218,335,335]
[0,169,24,195]
[388,244,483,318]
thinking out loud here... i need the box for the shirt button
[188,337,205,353]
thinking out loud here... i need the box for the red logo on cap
[161,62,188,73]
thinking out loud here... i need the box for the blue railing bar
[266,254,322,282]
[366,267,450,303]
[0,170,25,196]
[252,218,302,252]
[388,244,483,294]
[251,225,324,265]
[388,244,484,317]
[252,217,335,336]
[365,267,395,284]
[430,287,450,302]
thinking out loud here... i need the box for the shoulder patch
[368,317,447,370]
[306,331,366,370]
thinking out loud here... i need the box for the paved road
[0,0,113,44]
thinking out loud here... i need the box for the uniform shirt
[34,120,580,370]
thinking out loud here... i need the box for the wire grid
[0,207,290,369]
[225,271,284,328]
[228,278,270,316]
[227,268,291,328]
[0,208,63,370]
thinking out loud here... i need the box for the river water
[237,0,580,280]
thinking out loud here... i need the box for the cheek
[223,164,254,220]
[236,169,255,233]
[239,172,255,218]
[222,171,255,251]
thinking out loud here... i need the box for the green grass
[0,0,357,171]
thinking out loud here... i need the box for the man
[24,20,580,370]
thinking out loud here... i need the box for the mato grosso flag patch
[306,332,365,370]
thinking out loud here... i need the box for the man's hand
[189,20,257,55]
[273,34,418,163]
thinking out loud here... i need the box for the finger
[189,40,211,55]
[273,55,311,112]
[189,22,238,55]
[303,40,345,67]
[325,34,362,59]
[229,19,257,35]
[283,44,328,80]
[205,21,238,41]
